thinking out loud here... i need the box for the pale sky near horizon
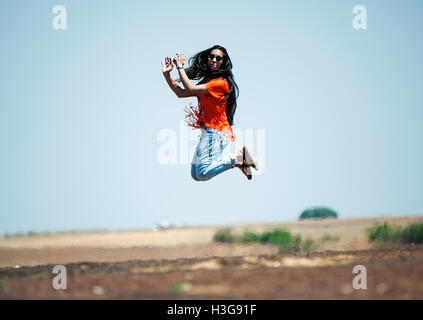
[1,0,422,236]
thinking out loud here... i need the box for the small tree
[299,207,338,220]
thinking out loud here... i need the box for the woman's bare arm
[161,56,189,98]
[162,71,189,98]
[173,53,208,96]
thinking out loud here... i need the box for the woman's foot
[234,147,259,170]
[240,164,252,180]
[242,146,259,171]
[234,147,258,180]
[234,148,244,167]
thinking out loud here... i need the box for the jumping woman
[161,45,258,181]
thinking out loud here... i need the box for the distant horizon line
[1,212,423,238]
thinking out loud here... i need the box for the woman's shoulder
[208,77,227,82]
[206,77,228,88]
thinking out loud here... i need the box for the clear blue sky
[1,0,422,236]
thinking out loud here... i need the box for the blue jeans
[191,124,236,181]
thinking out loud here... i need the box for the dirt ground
[1,215,423,299]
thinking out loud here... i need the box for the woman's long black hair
[176,45,239,126]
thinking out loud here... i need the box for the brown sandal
[242,146,259,171]
[234,147,253,180]
[239,163,252,180]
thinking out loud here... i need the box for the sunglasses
[208,53,224,62]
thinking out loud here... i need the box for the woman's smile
[209,60,218,69]
[208,49,224,70]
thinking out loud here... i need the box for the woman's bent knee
[196,169,212,181]
[191,174,201,181]
[191,165,202,181]
[191,169,210,182]
[191,164,214,181]
[191,171,200,181]
[192,173,209,182]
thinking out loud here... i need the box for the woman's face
[208,49,224,71]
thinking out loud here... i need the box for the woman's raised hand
[161,57,173,73]
[173,53,185,67]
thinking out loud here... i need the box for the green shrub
[299,207,338,220]
[400,223,423,244]
[214,228,315,254]
[277,235,302,254]
[367,222,402,243]
[169,282,192,292]
[302,238,314,253]
[366,222,423,246]
[212,228,236,243]
[261,229,292,244]
[241,231,261,243]
[241,229,292,245]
